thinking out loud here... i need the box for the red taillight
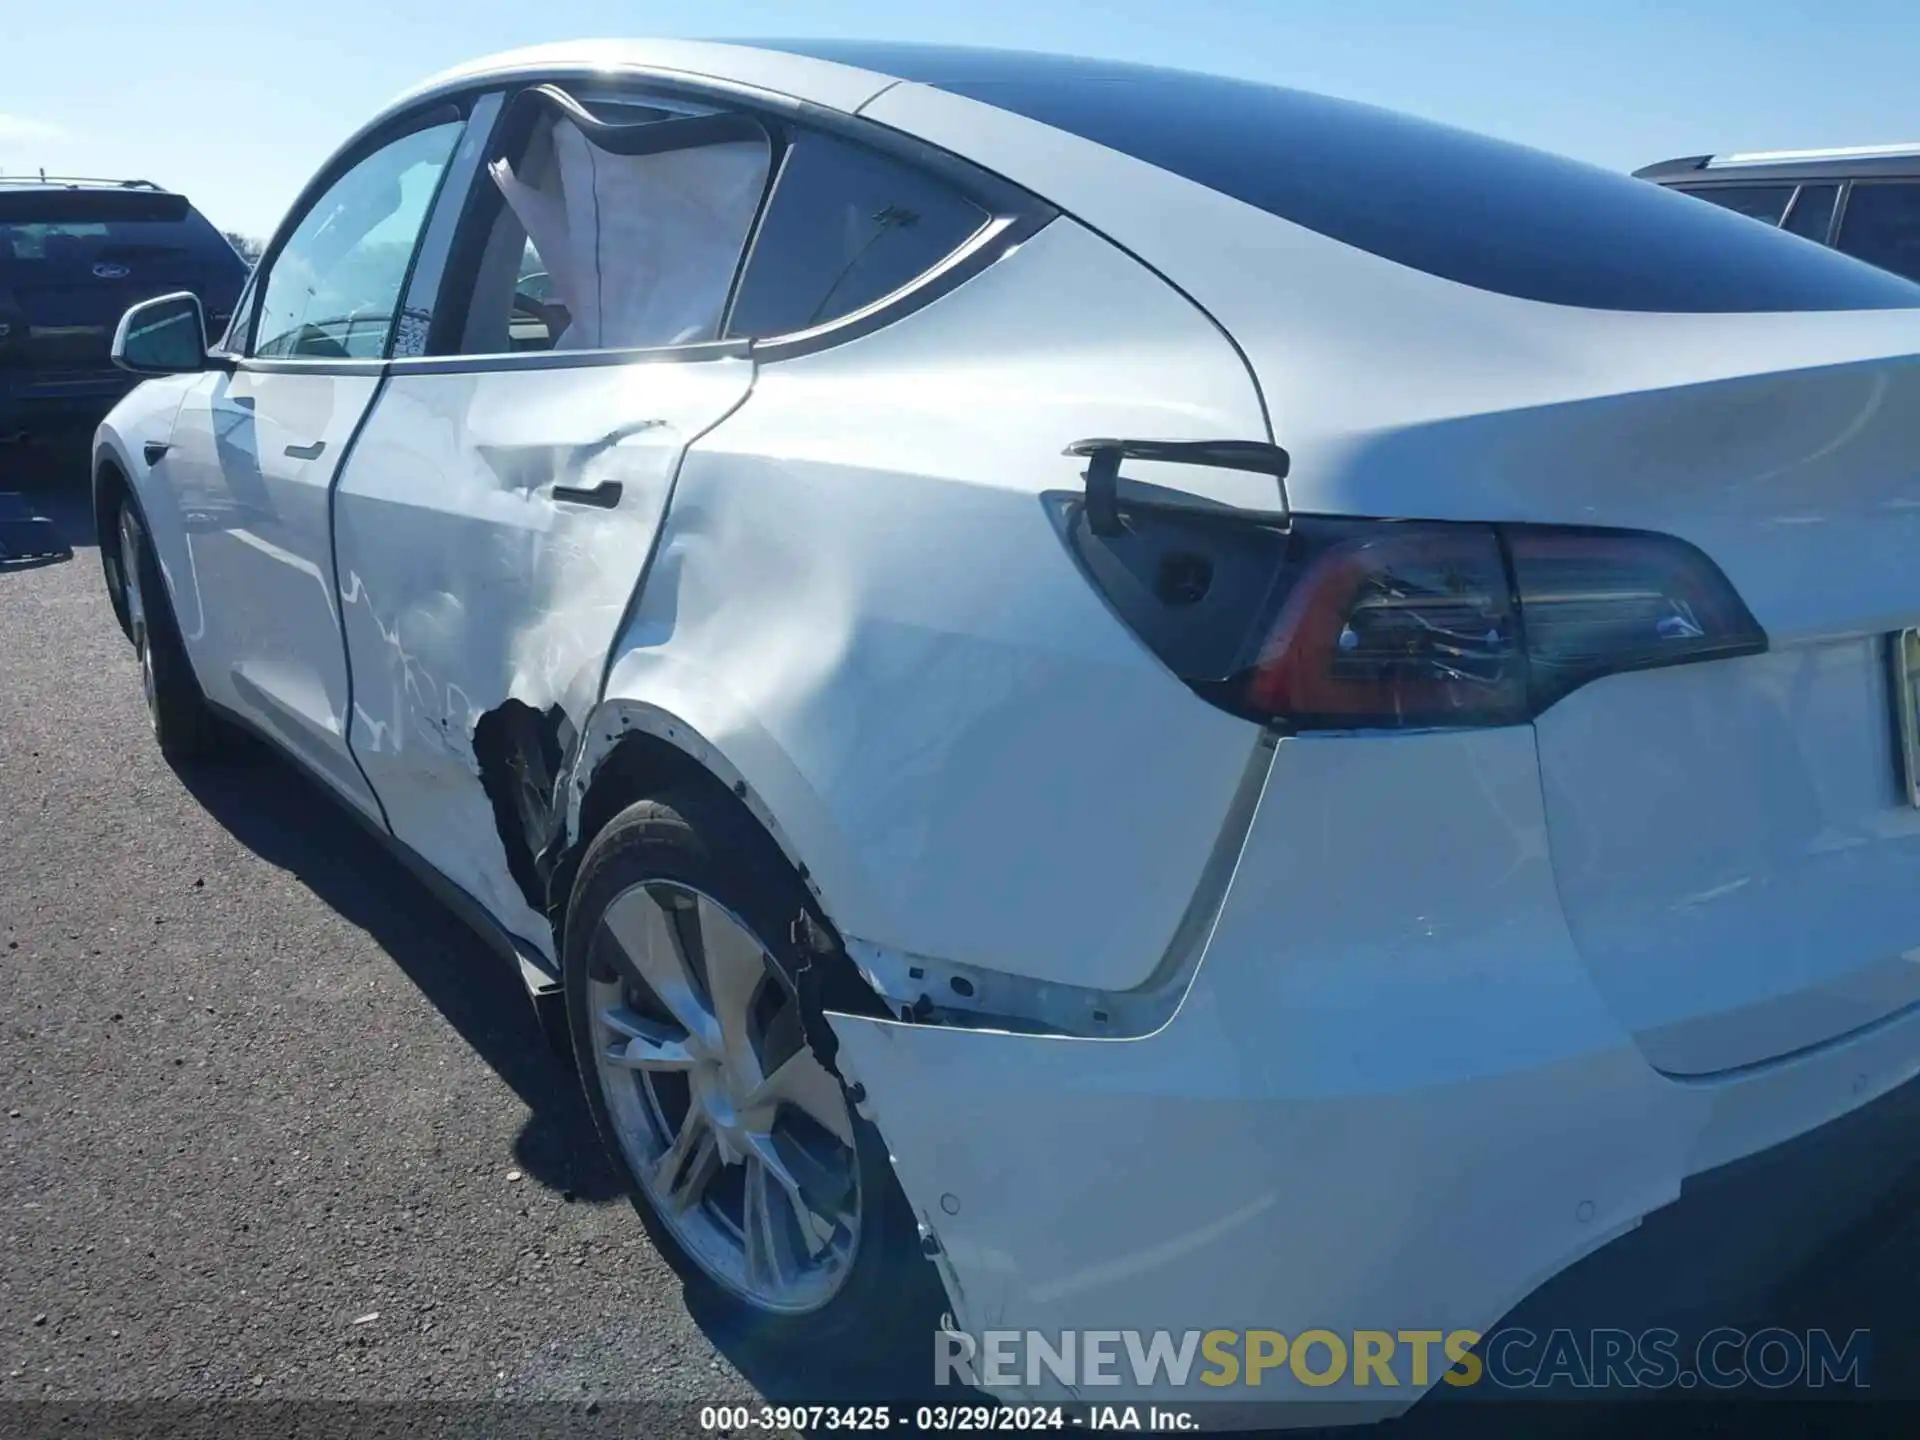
[1059,503,1765,729]
[1246,527,1524,727]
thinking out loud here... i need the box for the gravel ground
[0,445,793,1436]
[5,438,1920,1440]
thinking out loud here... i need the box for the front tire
[564,788,943,1384]
[115,501,218,763]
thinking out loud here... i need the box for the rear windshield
[0,190,237,274]
[767,45,1920,314]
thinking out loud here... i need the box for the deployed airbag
[488,109,769,351]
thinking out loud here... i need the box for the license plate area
[1893,629,1920,808]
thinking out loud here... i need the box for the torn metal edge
[840,731,1280,1038]
[552,711,1278,1041]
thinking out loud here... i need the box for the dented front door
[331,352,753,946]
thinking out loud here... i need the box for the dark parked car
[1637,143,1920,283]
[1,177,246,444]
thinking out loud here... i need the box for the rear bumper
[1474,1042,1920,1375]
[827,727,1920,1422]
[2,371,137,437]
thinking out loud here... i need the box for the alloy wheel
[588,881,862,1315]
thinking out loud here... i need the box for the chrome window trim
[746,211,1042,363]
[383,337,752,376]
[236,356,389,377]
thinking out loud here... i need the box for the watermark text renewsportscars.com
[936,1326,1871,1391]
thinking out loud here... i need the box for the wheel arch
[551,697,891,1022]
[560,700,840,909]
[552,721,739,922]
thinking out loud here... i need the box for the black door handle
[284,440,326,460]
[551,479,623,508]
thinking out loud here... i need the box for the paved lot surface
[4,439,1920,1440]
[0,445,787,1434]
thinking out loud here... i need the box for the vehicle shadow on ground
[13,443,623,1205]
[176,732,966,1407]
[174,728,627,1204]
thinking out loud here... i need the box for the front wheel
[115,501,218,762]
[564,788,944,1383]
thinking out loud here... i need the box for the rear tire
[564,787,945,1393]
[115,501,219,763]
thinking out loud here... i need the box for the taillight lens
[1246,525,1524,727]
[1059,502,1764,729]
[1505,529,1765,711]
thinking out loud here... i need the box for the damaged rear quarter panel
[333,356,754,947]
[582,218,1267,991]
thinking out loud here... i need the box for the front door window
[252,122,463,359]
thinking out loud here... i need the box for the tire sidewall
[117,493,214,761]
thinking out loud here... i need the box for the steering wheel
[509,289,570,347]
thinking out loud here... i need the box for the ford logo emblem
[92,262,130,280]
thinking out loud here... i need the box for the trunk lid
[1263,315,1920,1076]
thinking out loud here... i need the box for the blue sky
[6,0,1919,238]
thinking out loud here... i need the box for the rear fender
[560,688,1279,1038]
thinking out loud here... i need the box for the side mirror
[111,292,209,375]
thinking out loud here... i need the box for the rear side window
[444,101,771,356]
[1838,182,1920,282]
[820,53,1920,312]
[1671,185,1792,225]
[1783,184,1839,243]
[725,133,988,339]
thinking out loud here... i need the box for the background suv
[1638,143,1920,282]
[1,177,246,447]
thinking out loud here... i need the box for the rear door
[163,110,468,814]
[332,84,769,943]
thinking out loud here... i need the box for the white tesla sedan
[93,38,1920,1415]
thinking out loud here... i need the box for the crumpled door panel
[335,356,753,945]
